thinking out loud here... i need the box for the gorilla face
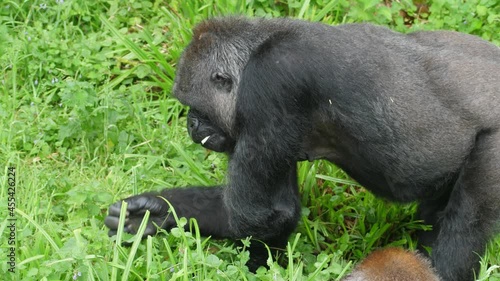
[187,109,235,153]
[172,35,242,137]
[172,18,267,137]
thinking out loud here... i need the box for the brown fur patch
[354,248,440,280]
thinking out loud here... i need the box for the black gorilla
[105,17,500,281]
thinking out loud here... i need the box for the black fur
[105,17,500,281]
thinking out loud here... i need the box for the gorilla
[342,248,440,281]
[105,17,500,281]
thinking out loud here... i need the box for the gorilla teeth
[201,136,211,145]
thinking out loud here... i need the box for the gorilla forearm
[158,187,231,238]
[106,169,301,243]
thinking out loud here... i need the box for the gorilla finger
[124,197,149,213]
[143,224,158,237]
[124,224,138,234]
[104,216,120,230]
[123,221,158,236]
[127,195,168,215]
[108,201,128,217]
[108,197,151,216]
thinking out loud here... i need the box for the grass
[0,0,499,280]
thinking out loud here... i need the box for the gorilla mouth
[201,135,211,145]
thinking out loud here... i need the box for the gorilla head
[172,17,274,137]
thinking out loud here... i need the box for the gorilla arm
[222,33,338,246]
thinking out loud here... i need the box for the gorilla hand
[105,187,231,239]
[104,192,171,237]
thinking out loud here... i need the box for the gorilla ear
[211,72,233,92]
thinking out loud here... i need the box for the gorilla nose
[187,116,200,138]
[189,118,199,130]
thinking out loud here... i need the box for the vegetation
[0,0,499,280]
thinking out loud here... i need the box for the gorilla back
[106,17,500,281]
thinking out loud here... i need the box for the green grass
[1,0,499,280]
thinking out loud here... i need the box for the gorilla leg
[426,131,500,281]
[417,188,452,250]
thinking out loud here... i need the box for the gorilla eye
[210,72,233,91]
[211,72,230,81]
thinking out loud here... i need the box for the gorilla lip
[201,135,211,145]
